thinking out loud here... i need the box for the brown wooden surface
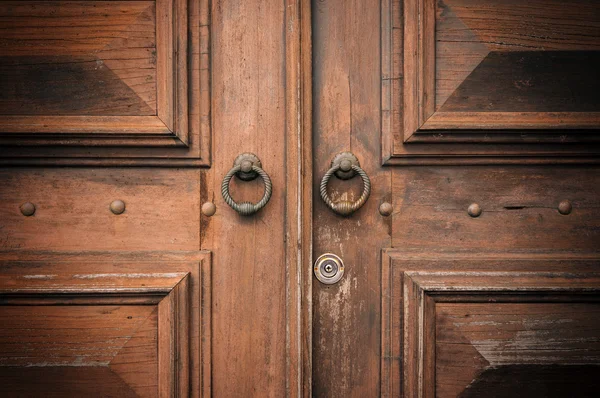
[0,0,210,165]
[382,252,600,397]
[199,1,309,395]
[315,0,600,396]
[382,0,600,164]
[0,251,209,397]
[312,0,391,396]
[0,168,200,251]
[2,0,600,396]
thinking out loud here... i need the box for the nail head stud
[20,202,36,217]
[202,202,217,217]
[240,160,253,173]
[340,159,352,172]
[558,200,572,215]
[110,200,126,215]
[379,202,393,217]
[467,203,482,218]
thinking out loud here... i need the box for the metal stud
[558,200,572,215]
[379,202,393,217]
[467,203,482,218]
[110,200,126,215]
[202,202,217,217]
[20,202,36,217]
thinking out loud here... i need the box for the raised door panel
[0,0,211,166]
[381,0,600,164]
[381,252,600,397]
[0,251,211,397]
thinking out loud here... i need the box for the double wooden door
[0,0,599,396]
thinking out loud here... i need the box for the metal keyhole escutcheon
[314,253,345,284]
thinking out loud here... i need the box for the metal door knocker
[222,153,272,216]
[320,152,371,216]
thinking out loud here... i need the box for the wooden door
[312,0,600,397]
[0,0,310,396]
[1,0,600,397]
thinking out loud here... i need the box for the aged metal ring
[222,164,272,216]
[320,164,371,216]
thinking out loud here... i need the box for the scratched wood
[0,1,157,116]
[312,0,392,396]
[0,306,159,397]
[0,251,209,397]
[0,168,200,251]
[381,252,600,397]
[383,0,600,164]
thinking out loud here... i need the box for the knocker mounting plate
[233,153,263,181]
[331,152,360,180]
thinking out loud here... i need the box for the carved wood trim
[381,0,600,165]
[0,250,211,397]
[0,0,211,166]
[380,250,600,397]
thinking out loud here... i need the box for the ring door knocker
[320,152,371,216]
[222,153,272,216]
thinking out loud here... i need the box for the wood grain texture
[312,0,391,395]
[0,168,200,251]
[200,0,309,396]
[0,1,157,115]
[392,166,600,251]
[0,250,210,397]
[0,0,210,166]
[381,0,600,164]
[381,251,600,397]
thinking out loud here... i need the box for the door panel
[0,251,210,397]
[314,0,600,396]
[0,0,210,165]
[382,253,600,397]
[382,0,600,164]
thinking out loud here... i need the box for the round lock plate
[314,253,344,285]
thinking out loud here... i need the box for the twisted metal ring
[222,165,272,216]
[320,164,371,216]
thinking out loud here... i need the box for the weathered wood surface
[382,252,600,397]
[0,169,200,251]
[0,251,209,397]
[312,0,391,396]
[0,0,210,165]
[383,0,600,164]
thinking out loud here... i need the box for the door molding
[381,250,600,397]
[381,0,600,165]
[0,250,211,397]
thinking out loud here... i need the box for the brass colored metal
[20,202,36,217]
[321,152,371,216]
[558,200,572,215]
[233,153,262,181]
[314,253,345,285]
[379,202,393,217]
[110,200,126,215]
[222,154,272,216]
[467,203,482,218]
[202,202,217,217]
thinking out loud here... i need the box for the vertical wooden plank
[156,0,174,130]
[158,288,175,398]
[204,0,308,395]
[284,0,313,397]
[312,0,392,395]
